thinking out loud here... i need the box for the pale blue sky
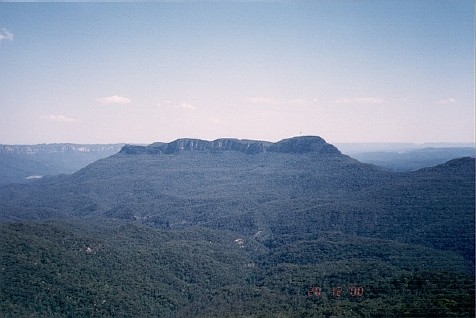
[0,1,474,144]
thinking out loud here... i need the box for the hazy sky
[0,1,474,144]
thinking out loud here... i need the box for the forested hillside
[1,220,473,317]
[0,136,474,317]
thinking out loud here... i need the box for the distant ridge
[120,136,341,155]
[415,156,475,175]
[0,143,123,155]
[0,143,124,185]
[0,137,473,317]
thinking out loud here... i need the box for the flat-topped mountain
[120,136,340,155]
[0,136,473,262]
[121,138,270,154]
[0,135,474,317]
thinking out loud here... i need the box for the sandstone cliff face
[120,136,341,155]
[268,136,341,154]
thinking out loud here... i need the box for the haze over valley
[0,136,474,316]
[0,1,474,317]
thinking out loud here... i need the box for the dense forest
[0,136,474,317]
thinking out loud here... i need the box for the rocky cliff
[120,136,341,155]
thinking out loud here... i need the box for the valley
[0,144,124,186]
[0,136,474,317]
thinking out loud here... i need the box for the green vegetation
[1,220,250,317]
[1,220,473,317]
[0,137,474,316]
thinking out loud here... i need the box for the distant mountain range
[0,143,123,185]
[0,143,123,155]
[341,145,474,171]
[2,136,472,256]
[336,142,475,154]
[1,139,473,186]
[0,136,474,316]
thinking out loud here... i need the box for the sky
[0,1,474,145]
